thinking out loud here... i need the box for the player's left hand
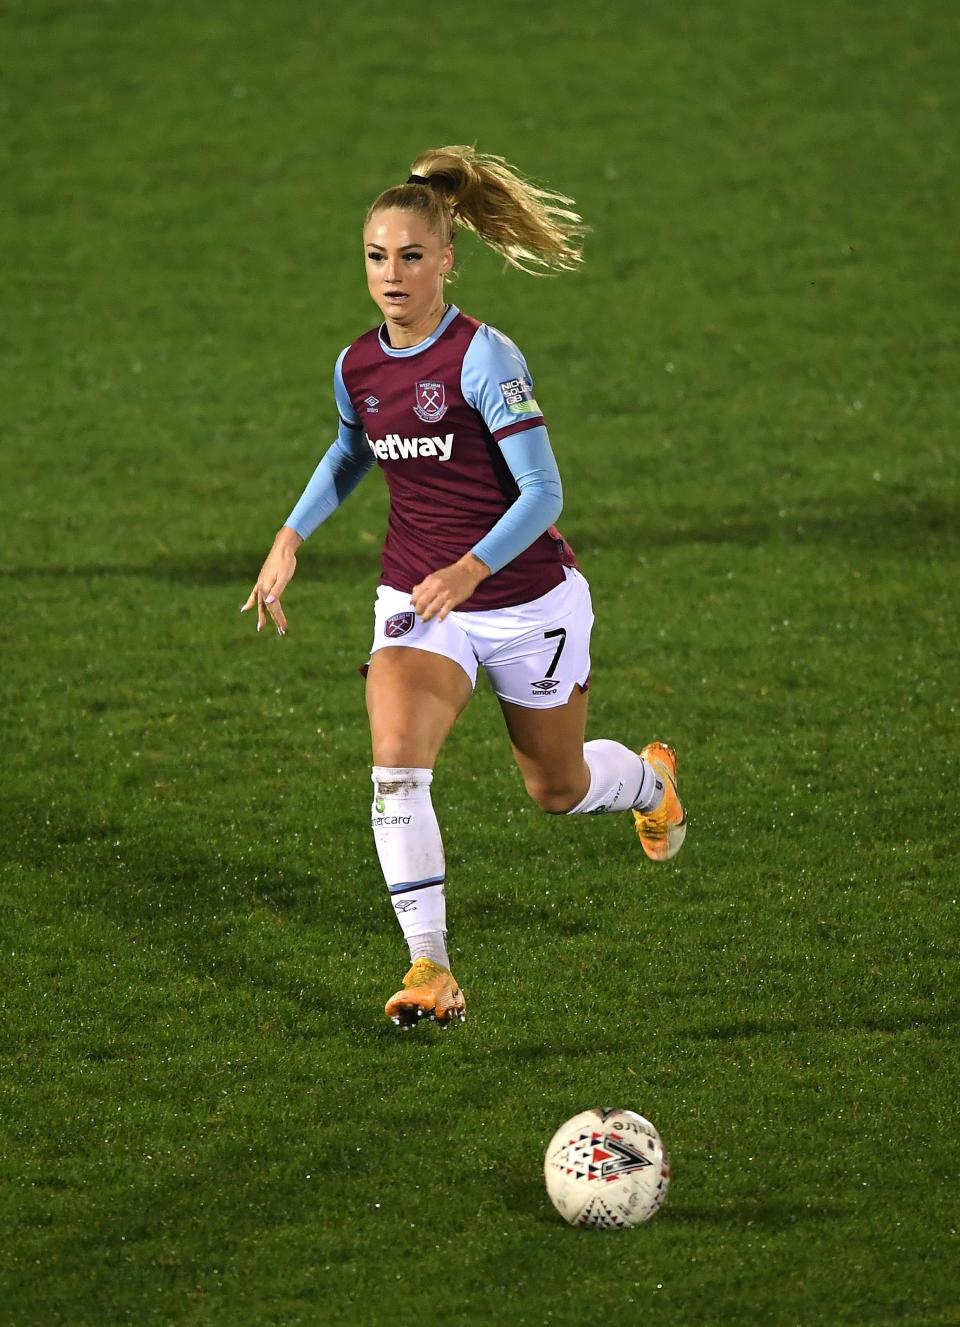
[412,554,491,622]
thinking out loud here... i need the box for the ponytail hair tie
[406,173,430,185]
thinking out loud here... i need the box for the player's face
[364,208,454,341]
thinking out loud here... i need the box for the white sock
[408,932,450,967]
[372,766,449,967]
[566,739,665,815]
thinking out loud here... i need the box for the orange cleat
[632,742,687,862]
[384,957,466,1029]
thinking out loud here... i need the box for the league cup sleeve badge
[414,381,447,423]
[499,377,541,415]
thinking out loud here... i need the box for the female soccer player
[243,146,686,1028]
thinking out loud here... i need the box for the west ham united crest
[414,380,447,423]
[384,611,415,638]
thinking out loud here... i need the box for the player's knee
[372,742,423,772]
[523,774,582,815]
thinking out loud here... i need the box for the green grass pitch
[2,1,958,1322]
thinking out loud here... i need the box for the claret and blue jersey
[286,304,577,611]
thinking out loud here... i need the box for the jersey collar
[377,304,460,358]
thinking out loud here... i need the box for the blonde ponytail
[365,145,585,275]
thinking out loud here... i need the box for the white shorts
[370,566,594,709]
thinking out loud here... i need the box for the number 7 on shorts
[543,627,567,679]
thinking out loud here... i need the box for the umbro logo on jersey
[367,432,454,462]
[364,395,380,412]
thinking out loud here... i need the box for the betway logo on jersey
[367,432,454,461]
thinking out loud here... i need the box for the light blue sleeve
[284,349,373,539]
[461,324,545,436]
[469,424,563,575]
[332,346,361,430]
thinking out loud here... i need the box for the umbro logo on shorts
[531,678,559,695]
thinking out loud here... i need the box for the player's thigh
[473,568,593,712]
[474,568,593,798]
[366,646,474,768]
[498,683,590,803]
[366,584,478,768]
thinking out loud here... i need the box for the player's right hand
[241,527,302,636]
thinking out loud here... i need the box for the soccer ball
[544,1107,670,1229]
